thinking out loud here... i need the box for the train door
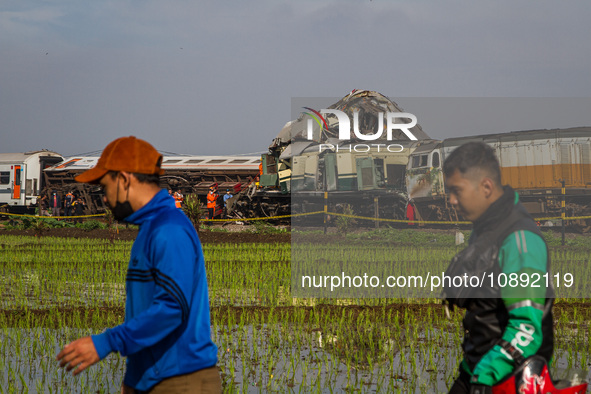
[12,165,21,201]
[259,154,279,187]
[303,155,319,190]
[0,169,10,205]
[291,156,306,191]
[324,153,338,191]
[356,158,384,190]
[336,154,356,191]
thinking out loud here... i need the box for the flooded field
[0,232,590,393]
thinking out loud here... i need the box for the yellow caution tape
[535,215,591,221]
[3,209,590,224]
[206,211,324,222]
[0,212,106,219]
[207,211,470,224]
[325,212,471,225]
[326,212,591,223]
[562,215,591,220]
[207,211,591,225]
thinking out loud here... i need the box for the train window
[206,159,226,164]
[15,168,21,185]
[0,172,8,185]
[163,159,182,164]
[432,152,440,167]
[420,154,428,167]
[374,159,385,187]
[185,159,204,164]
[230,159,249,164]
[386,164,405,187]
[361,167,374,189]
[412,155,429,168]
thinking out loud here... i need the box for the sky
[1,0,590,157]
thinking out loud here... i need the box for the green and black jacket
[445,186,554,386]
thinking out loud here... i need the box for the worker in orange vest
[173,190,184,209]
[206,187,218,219]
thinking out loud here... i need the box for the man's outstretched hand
[56,336,100,375]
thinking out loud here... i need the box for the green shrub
[183,194,203,233]
[43,218,75,228]
[250,220,287,234]
[77,220,107,231]
[336,204,357,236]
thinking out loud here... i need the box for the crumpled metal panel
[278,141,316,159]
[278,90,430,149]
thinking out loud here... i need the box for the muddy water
[1,325,588,393]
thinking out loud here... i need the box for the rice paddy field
[0,229,590,393]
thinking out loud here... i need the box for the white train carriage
[0,151,64,211]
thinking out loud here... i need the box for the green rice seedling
[2,233,591,392]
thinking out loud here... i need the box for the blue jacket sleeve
[92,225,197,359]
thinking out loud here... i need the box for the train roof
[407,140,442,154]
[161,156,260,169]
[442,126,591,147]
[45,155,261,172]
[0,151,62,164]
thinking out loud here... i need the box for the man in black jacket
[443,142,553,393]
[71,197,85,223]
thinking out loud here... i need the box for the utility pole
[374,196,379,229]
[561,179,566,246]
[323,191,328,235]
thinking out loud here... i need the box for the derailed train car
[43,155,260,214]
[407,127,591,226]
[42,91,431,221]
[238,90,433,221]
[36,92,591,226]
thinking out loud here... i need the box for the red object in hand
[492,356,587,394]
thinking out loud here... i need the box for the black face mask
[110,176,134,221]
[112,200,134,222]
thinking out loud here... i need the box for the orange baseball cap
[75,136,164,184]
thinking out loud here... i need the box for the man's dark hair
[107,171,160,186]
[442,142,502,186]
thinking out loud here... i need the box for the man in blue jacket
[56,136,221,393]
